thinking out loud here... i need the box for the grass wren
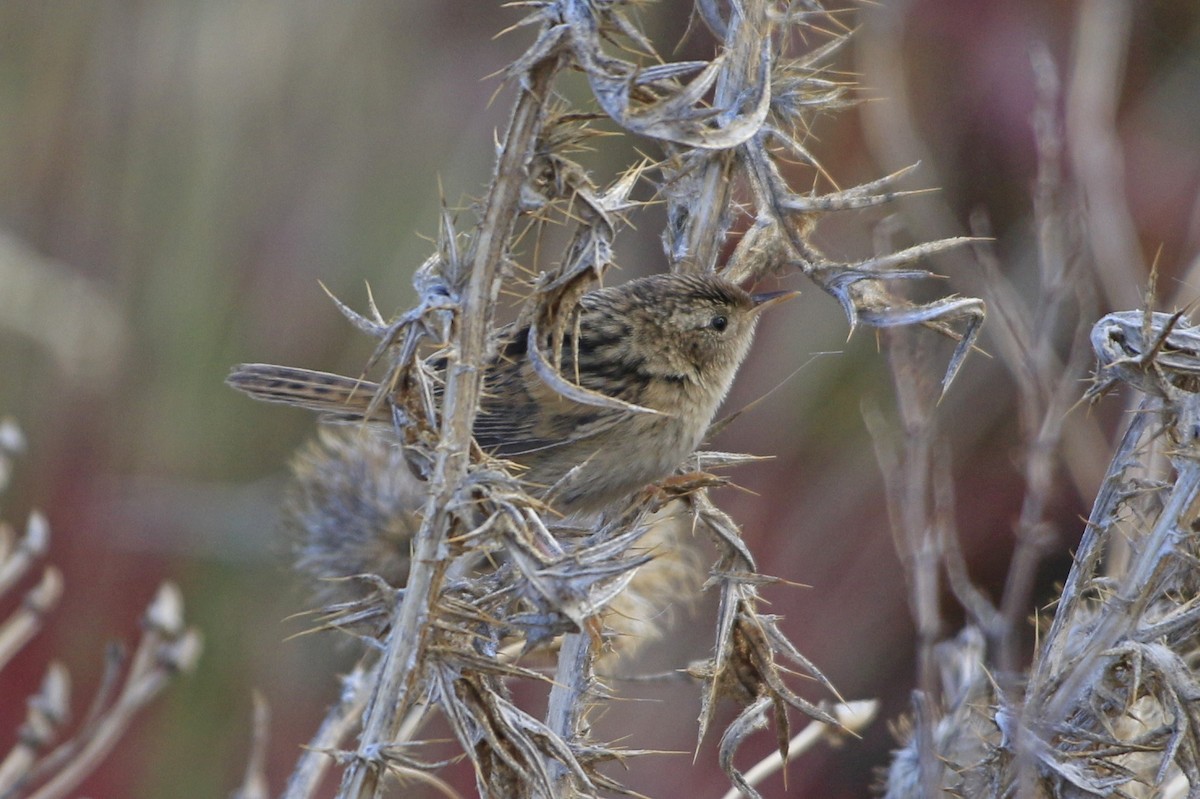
[228,273,796,513]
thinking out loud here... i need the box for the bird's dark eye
[710,315,728,332]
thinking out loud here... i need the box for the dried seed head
[284,428,423,602]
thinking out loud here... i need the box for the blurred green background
[0,2,1197,797]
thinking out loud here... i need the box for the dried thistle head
[284,427,422,602]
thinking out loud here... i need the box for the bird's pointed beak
[750,289,801,313]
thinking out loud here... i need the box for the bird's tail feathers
[227,364,386,422]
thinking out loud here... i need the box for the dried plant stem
[0,513,48,598]
[869,332,947,795]
[1039,417,1199,724]
[716,700,880,799]
[231,693,270,799]
[3,371,196,797]
[675,2,765,272]
[0,568,60,672]
[545,632,592,793]
[21,586,201,799]
[282,661,372,799]
[1065,0,1143,309]
[336,55,561,799]
[957,45,1096,684]
[994,391,1071,678]
[1035,403,1152,676]
[0,666,66,795]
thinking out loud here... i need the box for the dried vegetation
[0,419,202,799]
[255,2,981,798]
[874,15,1200,798]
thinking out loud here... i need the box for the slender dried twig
[0,565,60,673]
[716,700,880,799]
[231,693,271,799]
[281,660,373,799]
[1065,0,1144,309]
[866,329,947,796]
[22,586,202,799]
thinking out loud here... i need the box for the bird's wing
[473,348,631,459]
[475,404,627,458]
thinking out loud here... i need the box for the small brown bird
[228,273,796,513]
